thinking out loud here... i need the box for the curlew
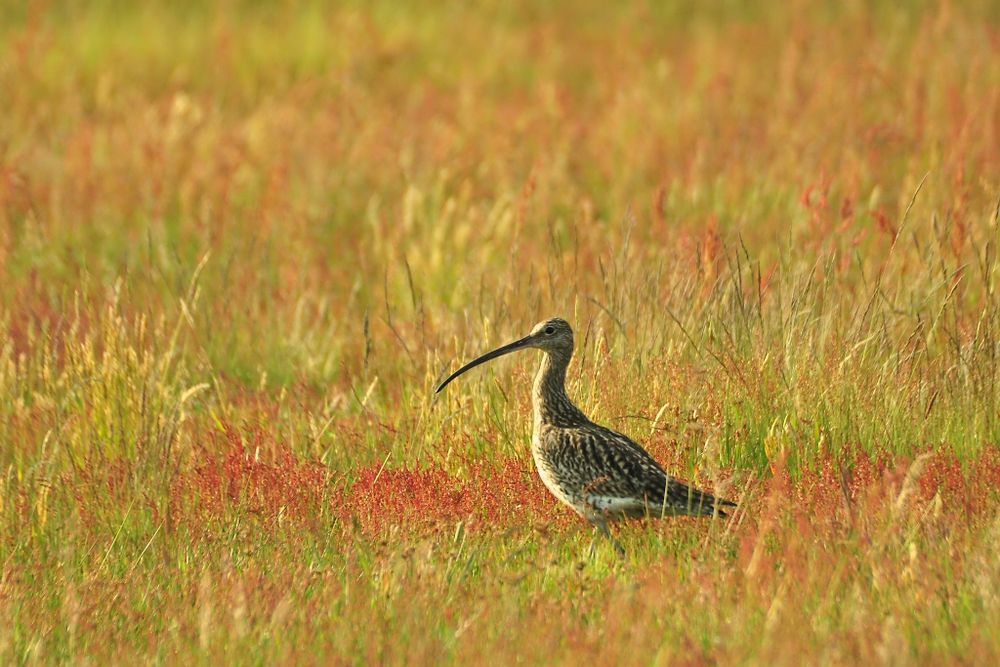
[436,317,735,556]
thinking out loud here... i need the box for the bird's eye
[544,326,555,335]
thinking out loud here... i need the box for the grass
[2,0,1000,663]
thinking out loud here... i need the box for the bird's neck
[532,349,585,428]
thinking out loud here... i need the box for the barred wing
[543,425,732,518]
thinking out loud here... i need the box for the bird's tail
[664,479,736,518]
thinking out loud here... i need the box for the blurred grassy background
[1,0,1000,662]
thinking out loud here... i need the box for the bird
[436,317,735,556]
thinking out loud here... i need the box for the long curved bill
[435,335,533,393]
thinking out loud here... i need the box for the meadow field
[2,0,1000,663]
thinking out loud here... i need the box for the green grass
[2,0,1000,663]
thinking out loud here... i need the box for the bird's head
[435,317,574,393]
